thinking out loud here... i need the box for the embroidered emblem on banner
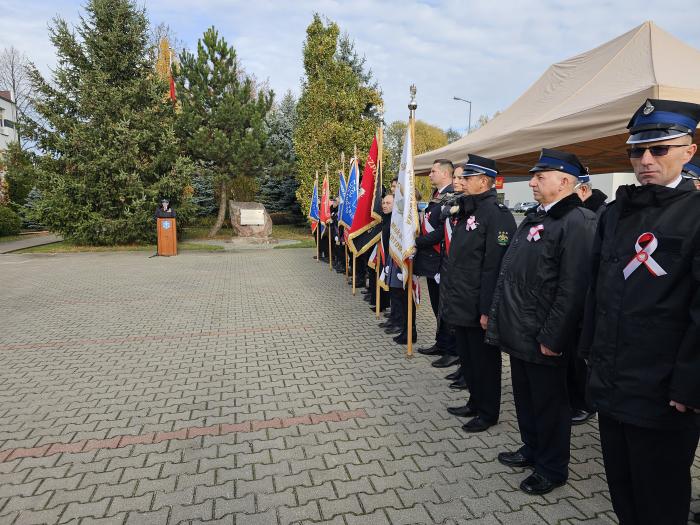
[497,231,509,246]
[622,232,667,279]
[527,224,544,242]
[466,216,478,231]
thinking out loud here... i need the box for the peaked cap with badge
[461,154,499,178]
[626,98,700,144]
[529,148,590,182]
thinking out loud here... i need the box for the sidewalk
[0,232,62,254]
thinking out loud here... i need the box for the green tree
[3,142,35,208]
[384,119,448,179]
[445,127,462,144]
[25,0,194,245]
[294,14,382,217]
[258,90,302,220]
[176,26,273,237]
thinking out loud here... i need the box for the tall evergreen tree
[257,90,301,219]
[176,27,273,237]
[25,0,194,245]
[294,14,382,217]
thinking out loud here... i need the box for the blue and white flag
[338,170,347,219]
[308,174,320,233]
[339,157,359,228]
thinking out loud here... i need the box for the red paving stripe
[0,324,314,351]
[0,409,367,463]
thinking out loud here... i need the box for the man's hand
[540,344,561,357]
[480,315,488,331]
[670,400,700,414]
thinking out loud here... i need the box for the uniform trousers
[390,285,416,337]
[426,277,456,355]
[566,346,590,412]
[510,356,570,483]
[454,326,501,424]
[598,413,699,525]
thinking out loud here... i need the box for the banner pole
[375,261,381,319]
[352,254,357,295]
[345,245,349,279]
[316,223,320,263]
[328,224,333,271]
[407,260,414,357]
[406,85,417,359]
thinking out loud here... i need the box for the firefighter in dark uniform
[439,155,516,432]
[580,99,700,525]
[415,159,457,367]
[155,198,176,219]
[486,149,597,495]
[568,177,608,426]
[683,153,700,190]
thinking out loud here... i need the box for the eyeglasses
[626,144,689,158]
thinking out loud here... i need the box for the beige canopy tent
[415,21,700,179]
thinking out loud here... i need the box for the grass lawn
[16,241,223,254]
[272,224,312,241]
[0,234,24,243]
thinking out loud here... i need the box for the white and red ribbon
[622,232,667,280]
[444,219,453,255]
[421,211,441,254]
[527,224,544,242]
[466,216,478,231]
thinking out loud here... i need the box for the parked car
[513,201,538,213]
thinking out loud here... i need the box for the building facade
[0,90,19,151]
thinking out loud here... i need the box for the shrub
[0,206,21,236]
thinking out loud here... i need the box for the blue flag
[308,176,319,232]
[339,158,358,228]
[338,171,347,219]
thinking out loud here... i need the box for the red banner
[495,176,504,189]
[347,134,382,255]
[319,174,331,224]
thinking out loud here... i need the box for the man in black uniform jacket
[580,99,700,525]
[439,155,516,432]
[568,178,608,426]
[486,149,597,495]
[155,198,176,219]
[415,159,457,367]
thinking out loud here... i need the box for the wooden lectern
[157,218,177,256]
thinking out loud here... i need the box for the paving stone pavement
[0,249,698,525]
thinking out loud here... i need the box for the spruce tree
[176,27,273,237]
[26,0,194,245]
[257,91,302,220]
[294,14,382,217]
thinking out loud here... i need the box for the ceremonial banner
[308,174,320,233]
[389,125,419,287]
[319,173,331,225]
[348,134,382,255]
[339,158,358,229]
[338,170,347,220]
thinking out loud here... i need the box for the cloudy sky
[2,0,698,132]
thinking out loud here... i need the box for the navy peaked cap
[529,148,589,182]
[627,98,700,144]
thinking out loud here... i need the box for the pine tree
[294,14,382,218]
[26,0,194,245]
[176,26,273,237]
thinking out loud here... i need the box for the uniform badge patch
[497,231,509,246]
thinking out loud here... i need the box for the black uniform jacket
[582,188,607,218]
[580,179,700,429]
[485,193,597,366]
[440,189,516,328]
[414,184,453,277]
[155,207,176,219]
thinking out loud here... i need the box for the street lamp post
[453,96,472,133]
